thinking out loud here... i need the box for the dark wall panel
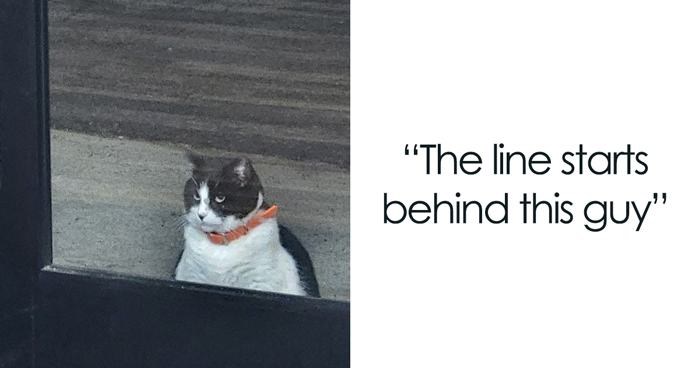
[36,268,350,368]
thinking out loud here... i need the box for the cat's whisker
[178,217,189,230]
[170,215,189,231]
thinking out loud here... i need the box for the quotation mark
[653,193,667,204]
[404,144,418,156]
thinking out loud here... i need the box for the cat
[174,151,320,297]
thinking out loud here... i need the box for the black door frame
[0,1,350,367]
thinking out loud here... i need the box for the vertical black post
[0,0,51,366]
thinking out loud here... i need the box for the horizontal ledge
[40,264,349,315]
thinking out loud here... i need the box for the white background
[352,1,699,366]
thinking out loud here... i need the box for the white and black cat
[174,151,320,297]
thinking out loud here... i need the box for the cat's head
[183,151,266,234]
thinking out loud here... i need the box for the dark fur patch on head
[184,151,266,218]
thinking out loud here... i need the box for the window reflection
[49,0,349,300]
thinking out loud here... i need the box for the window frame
[0,0,350,366]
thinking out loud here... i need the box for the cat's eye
[214,196,225,203]
[193,193,200,200]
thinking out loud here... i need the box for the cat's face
[183,152,264,234]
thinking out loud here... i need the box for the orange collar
[206,205,278,245]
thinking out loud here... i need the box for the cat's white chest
[175,219,305,296]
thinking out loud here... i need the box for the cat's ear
[223,157,254,186]
[185,150,206,169]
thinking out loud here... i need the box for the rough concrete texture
[51,130,349,301]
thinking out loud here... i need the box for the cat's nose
[198,214,205,220]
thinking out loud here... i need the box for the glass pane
[49,0,349,301]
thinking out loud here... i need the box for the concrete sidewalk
[51,130,349,301]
